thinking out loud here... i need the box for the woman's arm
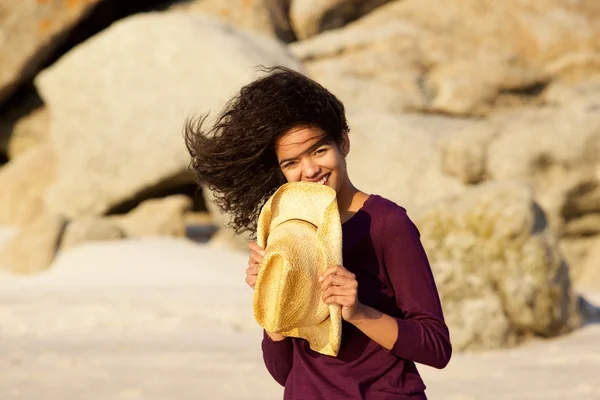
[377,207,452,369]
[321,207,451,369]
[261,330,294,386]
[344,304,399,351]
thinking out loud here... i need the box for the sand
[1,237,599,399]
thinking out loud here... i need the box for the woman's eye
[283,161,296,169]
[315,148,328,155]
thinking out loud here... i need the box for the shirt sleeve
[382,207,452,369]
[261,330,294,386]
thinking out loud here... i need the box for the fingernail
[260,250,265,256]
[318,276,323,282]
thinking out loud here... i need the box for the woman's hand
[319,265,365,322]
[246,242,264,289]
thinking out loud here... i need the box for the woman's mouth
[317,173,330,185]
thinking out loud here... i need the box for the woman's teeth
[318,174,329,185]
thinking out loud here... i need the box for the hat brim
[253,182,343,357]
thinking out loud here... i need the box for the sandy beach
[1,237,599,400]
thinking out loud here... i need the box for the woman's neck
[337,179,369,222]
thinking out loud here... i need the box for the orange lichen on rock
[65,0,89,11]
[219,7,232,17]
[39,18,52,33]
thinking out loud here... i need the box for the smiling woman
[183,66,349,236]
[183,67,451,400]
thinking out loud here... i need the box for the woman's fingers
[319,272,357,292]
[318,265,359,308]
[246,262,259,274]
[323,295,355,306]
[245,274,257,289]
[249,251,263,264]
[249,241,265,255]
[319,265,354,282]
[322,283,356,298]
[245,263,259,288]
[246,242,264,289]
[248,241,264,254]
[249,242,264,265]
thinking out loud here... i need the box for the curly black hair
[184,66,349,236]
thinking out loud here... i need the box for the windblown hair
[184,66,349,236]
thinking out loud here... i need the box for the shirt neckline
[342,194,376,227]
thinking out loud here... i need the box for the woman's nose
[302,160,321,180]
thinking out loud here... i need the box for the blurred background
[0,0,599,399]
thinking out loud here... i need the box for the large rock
[289,0,392,40]
[438,122,500,184]
[61,195,195,250]
[561,235,600,293]
[0,144,56,225]
[60,217,126,251]
[6,107,49,159]
[290,21,426,114]
[0,0,103,106]
[0,208,66,274]
[169,0,296,42]
[413,182,582,351]
[346,111,468,211]
[0,87,49,158]
[35,12,303,229]
[485,93,600,235]
[576,238,600,293]
[111,195,193,238]
[291,0,600,116]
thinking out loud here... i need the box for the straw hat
[253,182,343,357]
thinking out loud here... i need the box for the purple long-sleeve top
[261,195,452,399]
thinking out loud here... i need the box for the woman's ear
[341,131,350,156]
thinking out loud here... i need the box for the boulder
[0,144,56,225]
[6,107,49,159]
[438,122,500,184]
[576,238,600,293]
[169,0,296,42]
[346,111,469,211]
[413,182,582,351]
[291,0,600,116]
[0,0,103,106]
[290,21,426,113]
[0,87,49,158]
[486,95,600,235]
[60,218,126,251]
[110,195,193,238]
[0,208,66,274]
[34,12,303,237]
[560,235,600,293]
[289,0,392,40]
[60,195,195,250]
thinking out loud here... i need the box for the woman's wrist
[345,304,398,351]
[345,302,372,325]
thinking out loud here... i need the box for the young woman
[184,67,451,399]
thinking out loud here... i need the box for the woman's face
[275,126,349,194]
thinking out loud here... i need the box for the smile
[316,173,330,185]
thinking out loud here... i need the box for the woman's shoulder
[366,194,410,220]
[367,194,419,237]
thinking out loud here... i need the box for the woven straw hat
[253,182,343,357]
